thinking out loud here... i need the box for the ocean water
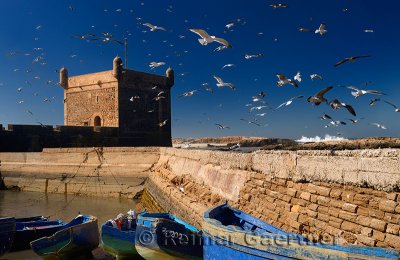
[0,190,138,259]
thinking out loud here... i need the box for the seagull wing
[383,100,397,109]
[353,55,371,60]
[288,79,299,88]
[157,26,167,31]
[365,90,385,95]
[276,73,287,81]
[213,37,232,48]
[213,75,223,84]
[143,23,155,29]
[344,104,357,116]
[189,29,210,39]
[334,58,349,67]
[315,86,333,98]
[111,39,124,44]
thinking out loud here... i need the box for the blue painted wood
[12,218,64,251]
[203,203,400,259]
[30,214,99,260]
[135,212,203,259]
[0,217,15,257]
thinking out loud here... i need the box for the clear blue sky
[0,0,399,139]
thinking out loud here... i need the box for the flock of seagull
[1,1,398,136]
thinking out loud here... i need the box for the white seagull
[213,76,236,90]
[294,71,302,82]
[310,74,323,81]
[158,119,168,127]
[371,123,387,130]
[315,23,327,35]
[343,86,385,98]
[215,123,230,129]
[221,64,235,70]
[383,100,400,112]
[189,29,232,48]
[276,73,298,88]
[178,90,198,98]
[143,23,166,31]
[244,53,263,59]
[149,62,166,69]
[275,96,303,109]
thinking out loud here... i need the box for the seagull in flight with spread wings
[215,123,230,129]
[276,73,298,88]
[213,76,236,90]
[307,86,333,105]
[90,37,123,44]
[315,23,327,35]
[275,96,303,109]
[383,100,400,112]
[178,90,198,98]
[149,61,166,69]
[334,55,371,67]
[143,23,166,31]
[342,86,385,98]
[329,99,356,116]
[189,29,232,48]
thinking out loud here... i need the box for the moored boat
[12,217,64,251]
[203,203,400,260]
[30,214,99,260]
[135,212,203,260]
[100,210,141,260]
[0,217,15,257]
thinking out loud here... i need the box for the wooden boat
[135,212,203,260]
[203,203,400,260]
[100,219,141,260]
[12,217,64,251]
[0,217,15,257]
[30,214,99,260]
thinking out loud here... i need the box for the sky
[0,0,399,139]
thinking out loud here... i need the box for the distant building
[0,57,174,152]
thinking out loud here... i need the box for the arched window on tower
[94,116,101,127]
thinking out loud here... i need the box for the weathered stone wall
[144,148,400,249]
[0,147,160,199]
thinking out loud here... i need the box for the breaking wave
[296,134,348,143]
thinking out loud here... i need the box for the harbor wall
[1,146,399,249]
[145,148,400,249]
[0,147,159,199]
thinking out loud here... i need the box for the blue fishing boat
[100,218,140,260]
[203,203,400,260]
[0,217,15,257]
[30,214,99,260]
[12,217,64,251]
[135,212,203,260]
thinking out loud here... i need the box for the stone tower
[59,56,174,146]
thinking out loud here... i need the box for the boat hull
[135,213,203,260]
[12,220,64,251]
[100,223,141,260]
[203,203,400,260]
[30,215,99,260]
[0,217,15,257]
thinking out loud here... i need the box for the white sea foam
[296,134,348,143]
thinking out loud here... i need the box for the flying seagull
[158,119,168,127]
[369,98,380,106]
[307,86,333,105]
[330,120,347,126]
[371,123,387,129]
[149,61,166,69]
[259,91,266,98]
[244,53,263,59]
[221,64,235,70]
[347,118,364,124]
[276,73,298,88]
[329,99,356,116]
[240,119,261,126]
[298,27,311,32]
[189,29,232,48]
[275,96,303,109]
[252,96,266,103]
[383,100,400,112]
[72,34,95,40]
[90,37,123,44]
[294,72,302,82]
[178,90,198,98]
[334,55,371,67]
[315,24,327,35]
[320,113,332,120]
[342,86,385,98]
[213,76,236,90]
[270,3,288,8]
[250,105,268,112]
[310,74,323,81]
[215,123,230,129]
[143,23,166,31]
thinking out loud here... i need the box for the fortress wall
[0,147,160,199]
[145,148,400,249]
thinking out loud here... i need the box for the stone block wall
[143,148,400,250]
